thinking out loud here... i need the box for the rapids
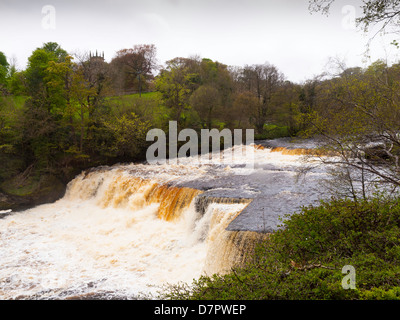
[0,142,332,299]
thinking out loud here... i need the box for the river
[0,140,333,299]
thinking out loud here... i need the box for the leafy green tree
[156,56,234,130]
[189,85,221,128]
[25,49,57,102]
[25,42,68,100]
[6,60,26,96]
[22,43,106,174]
[0,52,9,91]
[199,58,234,120]
[42,42,68,61]
[155,58,196,125]
[103,112,151,159]
[270,81,302,135]
[231,91,258,128]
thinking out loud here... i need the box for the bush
[103,112,151,160]
[254,124,291,140]
[162,197,400,300]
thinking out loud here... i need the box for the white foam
[0,144,324,299]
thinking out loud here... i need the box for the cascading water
[0,143,332,299]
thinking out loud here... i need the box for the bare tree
[112,44,158,97]
[302,58,400,200]
[240,63,284,134]
[309,0,400,35]
[73,51,110,114]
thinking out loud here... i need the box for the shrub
[254,124,290,140]
[162,197,400,300]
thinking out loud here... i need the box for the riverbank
[163,196,400,300]
[0,174,66,212]
[0,137,317,213]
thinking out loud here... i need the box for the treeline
[0,42,305,183]
[0,41,398,207]
[300,60,400,200]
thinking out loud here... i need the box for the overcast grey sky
[0,0,398,83]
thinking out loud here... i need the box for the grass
[0,175,37,197]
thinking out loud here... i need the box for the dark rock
[0,192,32,212]
[0,175,67,212]
[363,143,390,161]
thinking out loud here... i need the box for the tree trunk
[138,73,142,97]
[80,106,84,153]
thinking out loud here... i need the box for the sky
[0,0,399,83]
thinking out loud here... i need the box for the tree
[103,112,151,159]
[5,56,25,96]
[25,42,68,105]
[303,59,400,199]
[73,51,112,156]
[42,42,68,61]
[112,44,158,96]
[22,50,74,172]
[75,51,111,114]
[69,66,96,154]
[200,58,234,120]
[231,91,259,127]
[7,71,25,96]
[309,0,400,33]
[189,85,221,128]
[271,81,303,135]
[241,63,285,134]
[0,52,9,93]
[155,58,198,125]
[22,43,109,172]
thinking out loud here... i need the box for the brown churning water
[0,169,260,299]
[0,143,328,299]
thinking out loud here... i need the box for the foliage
[155,58,198,126]
[189,85,221,129]
[301,59,400,199]
[0,96,24,154]
[0,42,158,191]
[5,41,400,210]
[309,0,400,33]
[111,44,158,96]
[240,64,285,134]
[163,196,400,300]
[254,124,291,140]
[103,112,151,159]
[107,92,167,130]
[0,51,9,88]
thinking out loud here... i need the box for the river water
[0,141,333,299]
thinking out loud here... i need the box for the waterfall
[66,171,202,222]
[0,143,330,299]
[201,204,269,275]
[0,168,265,299]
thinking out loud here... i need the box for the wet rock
[363,143,390,161]
[0,175,67,212]
[0,192,31,212]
